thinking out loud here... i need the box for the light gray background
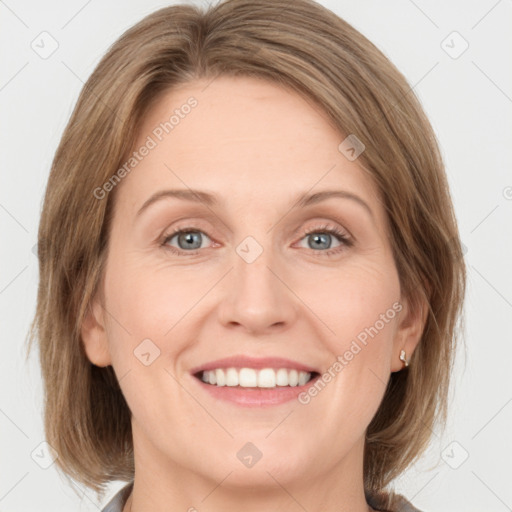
[1,1,511,511]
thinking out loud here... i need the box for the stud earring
[399,349,409,368]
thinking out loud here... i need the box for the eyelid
[159,218,214,240]
[295,223,353,252]
[160,218,353,257]
[160,222,215,248]
[159,218,350,241]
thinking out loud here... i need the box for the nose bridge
[217,232,296,332]
[233,233,280,301]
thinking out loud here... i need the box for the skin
[82,76,426,512]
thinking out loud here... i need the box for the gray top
[101,481,423,512]
[102,482,133,512]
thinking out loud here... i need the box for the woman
[27,0,466,511]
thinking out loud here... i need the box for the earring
[399,349,409,368]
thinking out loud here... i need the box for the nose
[216,239,298,335]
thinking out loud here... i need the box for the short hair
[26,0,466,501]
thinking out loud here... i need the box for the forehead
[117,75,383,218]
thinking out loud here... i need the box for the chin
[202,438,312,488]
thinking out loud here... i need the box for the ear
[81,295,112,367]
[391,291,429,372]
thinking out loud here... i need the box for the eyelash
[160,223,353,258]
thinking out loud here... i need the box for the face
[82,75,422,493]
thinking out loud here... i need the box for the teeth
[258,368,275,388]
[276,368,288,386]
[298,371,309,386]
[240,368,257,387]
[201,368,313,388]
[288,369,298,386]
[215,368,225,386]
[226,368,239,386]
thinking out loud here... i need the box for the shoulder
[101,483,422,512]
[101,482,133,512]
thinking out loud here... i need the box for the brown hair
[26,0,466,503]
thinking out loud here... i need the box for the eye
[161,228,212,255]
[296,223,353,257]
[160,223,353,257]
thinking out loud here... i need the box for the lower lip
[193,374,320,407]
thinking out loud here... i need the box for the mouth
[189,356,321,407]
[194,367,320,388]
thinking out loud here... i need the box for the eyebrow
[136,188,374,219]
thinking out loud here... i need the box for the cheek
[102,261,198,419]
[302,271,400,443]
[296,257,401,352]
[105,252,202,335]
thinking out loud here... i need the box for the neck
[123,429,375,512]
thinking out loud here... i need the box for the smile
[189,355,321,407]
[197,367,318,388]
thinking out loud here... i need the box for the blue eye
[161,223,352,257]
[298,224,353,257]
[162,229,211,254]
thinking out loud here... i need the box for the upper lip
[189,355,319,375]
